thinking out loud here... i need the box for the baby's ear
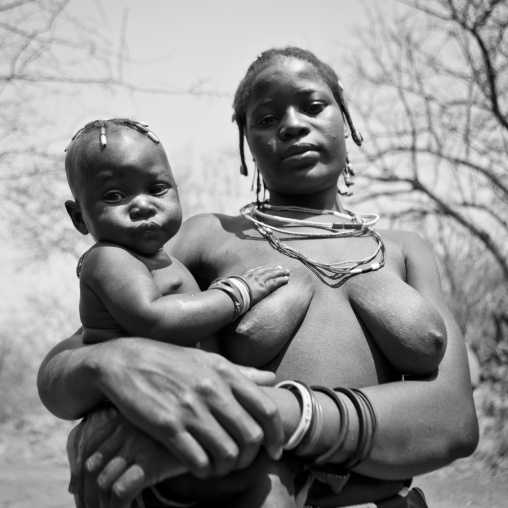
[65,200,89,235]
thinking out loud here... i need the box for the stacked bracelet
[351,388,378,460]
[274,380,378,473]
[208,276,252,321]
[294,385,323,457]
[310,386,349,465]
[228,277,251,315]
[332,387,378,470]
[275,380,313,450]
[229,276,252,301]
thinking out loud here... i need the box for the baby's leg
[346,270,447,375]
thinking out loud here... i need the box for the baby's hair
[64,118,161,200]
[232,47,363,176]
[65,118,160,153]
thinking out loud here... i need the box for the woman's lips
[281,144,320,164]
[281,145,320,167]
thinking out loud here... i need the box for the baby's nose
[129,196,156,220]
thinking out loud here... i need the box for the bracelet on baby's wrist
[208,276,252,321]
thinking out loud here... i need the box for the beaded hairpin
[64,120,160,152]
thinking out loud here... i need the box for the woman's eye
[258,115,277,127]
[103,191,124,203]
[304,102,325,115]
[150,183,168,196]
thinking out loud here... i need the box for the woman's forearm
[357,374,477,479]
[37,334,106,419]
[264,317,478,480]
[358,307,478,479]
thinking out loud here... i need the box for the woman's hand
[90,338,284,478]
[80,413,185,508]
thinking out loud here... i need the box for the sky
[60,0,381,157]
[3,0,401,317]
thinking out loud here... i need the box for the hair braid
[65,118,160,153]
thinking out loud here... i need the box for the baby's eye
[103,191,124,203]
[304,102,325,115]
[150,183,169,196]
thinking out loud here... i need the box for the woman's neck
[265,187,345,213]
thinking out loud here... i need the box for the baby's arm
[346,270,447,376]
[81,244,289,346]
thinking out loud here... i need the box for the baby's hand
[240,265,290,307]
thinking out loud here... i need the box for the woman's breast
[217,267,398,387]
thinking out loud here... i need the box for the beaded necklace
[240,202,385,288]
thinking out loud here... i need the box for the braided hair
[64,118,160,199]
[232,47,362,176]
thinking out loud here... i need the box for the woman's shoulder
[166,212,246,266]
[181,212,241,231]
[378,228,431,251]
[378,228,439,270]
[176,212,249,242]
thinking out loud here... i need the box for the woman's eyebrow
[297,88,317,95]
[252,98,273,108]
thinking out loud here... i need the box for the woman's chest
[208,232,405,386]
[205,228,403,279]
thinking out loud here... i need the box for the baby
[64,118,290,348]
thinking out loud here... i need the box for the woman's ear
[65,200,89,235]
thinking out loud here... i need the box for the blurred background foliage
[1,0,507,471]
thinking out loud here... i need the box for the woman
[38,47,478,508]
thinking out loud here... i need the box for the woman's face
[244,57,347,198]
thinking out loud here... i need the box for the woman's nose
[129,196,156,220]
[279,108,309,140]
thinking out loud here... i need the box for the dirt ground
[1,414,507,508]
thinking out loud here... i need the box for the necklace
[240,202,385,288]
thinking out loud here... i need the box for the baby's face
[77,129,182,255]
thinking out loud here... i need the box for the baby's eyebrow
[94,168,119,182]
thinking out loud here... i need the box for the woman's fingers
[108,447,187,508]
[106,440,187,508]
[108,464,146,508]
[209,356,284,463]
[209,397,264,471]
[186,407,243,476]
[161,428,213,478]
[97,456,129,491]
[85,423,125,474]
[231,379,284,463]
[87,418,188,508]
[236,365,277,386]
[97,457,129,508]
